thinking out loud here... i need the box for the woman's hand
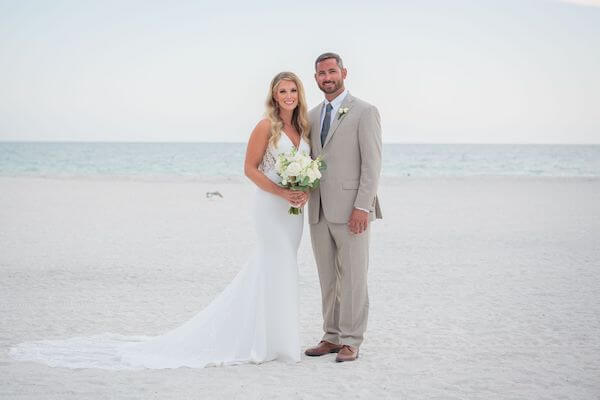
[296,191,309,207]
[280,188,306,207]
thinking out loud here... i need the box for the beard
[318,79,342,94]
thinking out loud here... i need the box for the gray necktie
[320,103,333,146]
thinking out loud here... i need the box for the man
[305,52,383,362]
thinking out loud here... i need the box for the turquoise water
[1,142,599,178]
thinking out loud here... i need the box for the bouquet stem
[288,206,302,215]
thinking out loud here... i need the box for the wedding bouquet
[275,148,326,215]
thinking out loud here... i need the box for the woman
[9,72,311,369]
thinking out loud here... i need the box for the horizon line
[1,140,599,146]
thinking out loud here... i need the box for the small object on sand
[206,191,223,199]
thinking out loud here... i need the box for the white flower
[337,107,349,119]
[311,164,322,179]
[286,162,302,176]
[299,156,311,170]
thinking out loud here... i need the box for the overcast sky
[1,0,599,143]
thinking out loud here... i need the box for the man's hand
[348,208,369,234]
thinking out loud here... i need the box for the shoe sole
[304,348,342,357]
[335,353,359,363]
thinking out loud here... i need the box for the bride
[9,71,311,369]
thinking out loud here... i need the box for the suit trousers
[310,207,370,348]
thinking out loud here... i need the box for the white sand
[1,176,599,399]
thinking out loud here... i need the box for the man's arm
[355,105,382,211]
[348,105,382,234]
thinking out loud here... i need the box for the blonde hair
[265,72,310,148]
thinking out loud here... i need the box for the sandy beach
[1,176,599,399]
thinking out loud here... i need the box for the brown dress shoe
[335,345,359,362]
[304,340,344,357]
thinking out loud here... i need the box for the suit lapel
[312,103,324,155]
[323,93,354,149]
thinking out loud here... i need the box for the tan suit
[308,92,382,348]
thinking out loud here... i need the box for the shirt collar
[323,88,349,110]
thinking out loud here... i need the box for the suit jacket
[308,92,383,224]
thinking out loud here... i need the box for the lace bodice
[259,133,310,183]
[258,149,277,175]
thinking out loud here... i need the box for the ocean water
[1,142,599,179]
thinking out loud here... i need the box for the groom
[305,52,382,362]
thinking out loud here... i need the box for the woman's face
[274,80,299,113]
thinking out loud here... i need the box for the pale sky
[1,0,599,143]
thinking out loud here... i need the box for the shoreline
[2,174,600,185]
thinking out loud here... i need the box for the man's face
[315,58,347,96]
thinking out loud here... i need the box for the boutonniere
[337,107,349,120]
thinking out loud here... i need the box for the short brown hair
[314,52,344,70]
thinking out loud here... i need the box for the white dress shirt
[319,89,349,133]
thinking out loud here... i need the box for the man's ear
[342,68,347,79]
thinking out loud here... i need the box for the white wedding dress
[9,133,310,369]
